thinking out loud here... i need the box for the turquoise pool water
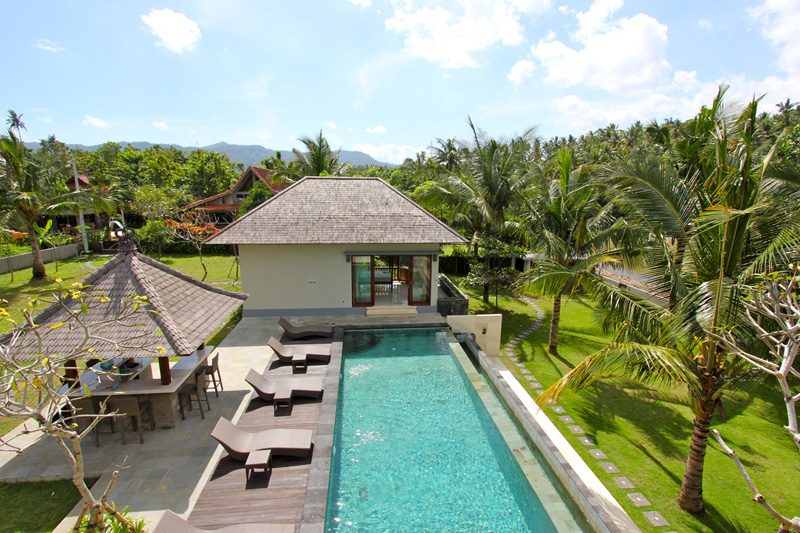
[325,328,557,532]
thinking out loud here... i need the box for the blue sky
[2,0,798,163]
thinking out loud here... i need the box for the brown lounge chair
[245,369,324,402]
[151,510,295,533]
[267,337,331,371]
[210,416,314,462]
[279,317,333,340]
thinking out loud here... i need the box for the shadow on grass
[573,381,692,459]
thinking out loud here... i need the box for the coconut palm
[0,128,112,279]
[415,119,535,301]
[276,131,349,180]
[540,87,800,514]
[516,147,635,355]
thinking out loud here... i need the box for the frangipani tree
[0,283,162,531]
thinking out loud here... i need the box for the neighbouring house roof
[66,174,91,191]
[182,166,289,212]
[207,176,468,245]
[8,237,248,360]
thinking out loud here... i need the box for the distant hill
[23,140,390,168]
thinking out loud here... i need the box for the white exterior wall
[239,243,440,315]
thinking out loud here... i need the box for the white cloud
[83,115,109,128]
[324,121,338,129]
[349,0,372,6]
[385,0,551,68]
[507,59,535,86]
[697,19,712,30]
[141,8,201,54]
[153,120,170,130]
[365,124,387,134]
[37,39,63,52]
[531,1,670,92]
[353,143,424,164]
[750,0,800,75]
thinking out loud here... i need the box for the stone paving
[0,312,447,532]
[502,296,671,529]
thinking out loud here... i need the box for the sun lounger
[151,510,295,533]
[210,416,314,462]
[245,369,324,402]
[267,337,331,371]
[279,317,333,340]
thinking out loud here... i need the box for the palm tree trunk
[678,398,716,513]
[548,294,562,355]
[27,222,46,279]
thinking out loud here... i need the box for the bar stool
[178,372,211,420]
[108,396,151,444]
[201,354,223,397]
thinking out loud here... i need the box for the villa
[181,166,290,226]
[207,176,469,316]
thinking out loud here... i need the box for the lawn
[464,286,799,532]
[0,480,84,533]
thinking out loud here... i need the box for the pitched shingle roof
[9,239,247,360]
[207,176,468,245]
[182,166,289,211]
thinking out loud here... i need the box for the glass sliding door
[409,255,432,305]
[351,256,374,306]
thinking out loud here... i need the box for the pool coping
[458,333,641,533]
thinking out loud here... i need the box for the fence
[0,244,81,275]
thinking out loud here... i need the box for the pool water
[325,328,558,532]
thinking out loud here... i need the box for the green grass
[0,480,83,533]
[470,291,799,532]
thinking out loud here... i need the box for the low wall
[446,313,502,358]
[437,274,469,315]
[0,244,80,274]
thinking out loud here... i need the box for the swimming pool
[325,328,576,531]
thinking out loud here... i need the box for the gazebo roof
[9,237,247,360]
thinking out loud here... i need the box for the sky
[2,0,798,164]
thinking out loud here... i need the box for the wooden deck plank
[188,362,327,531]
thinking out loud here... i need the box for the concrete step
[366,305,418,316]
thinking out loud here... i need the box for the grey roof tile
[207,176,468,245]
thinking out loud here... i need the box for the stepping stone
[599,462,619,474]
[527,380,542,388]
[643,511,670,527]
[551,406,566,414]
[558,415,575,424]
[520,369,532,375]
[613,476,634,489]
[567,425,585,434]
[577,436,595,446]
[589,448,607,459]
[627,493,651,507]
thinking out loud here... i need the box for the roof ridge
[374,177,468,243]
[134,252,247,301]
[126,254,195,355]
[203,175,309,244]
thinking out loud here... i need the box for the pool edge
[458,333,641,533]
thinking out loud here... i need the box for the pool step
[366,305,418,316]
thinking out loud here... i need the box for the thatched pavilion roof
[9,237,247,361]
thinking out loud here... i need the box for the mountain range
[24,141,390,167]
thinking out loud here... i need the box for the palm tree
[540,87,800,514]
[6,110,25,141]
[276,131,349,180]
[415,119,535,302]
[0,128,112,279]
[517,147,634,355]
